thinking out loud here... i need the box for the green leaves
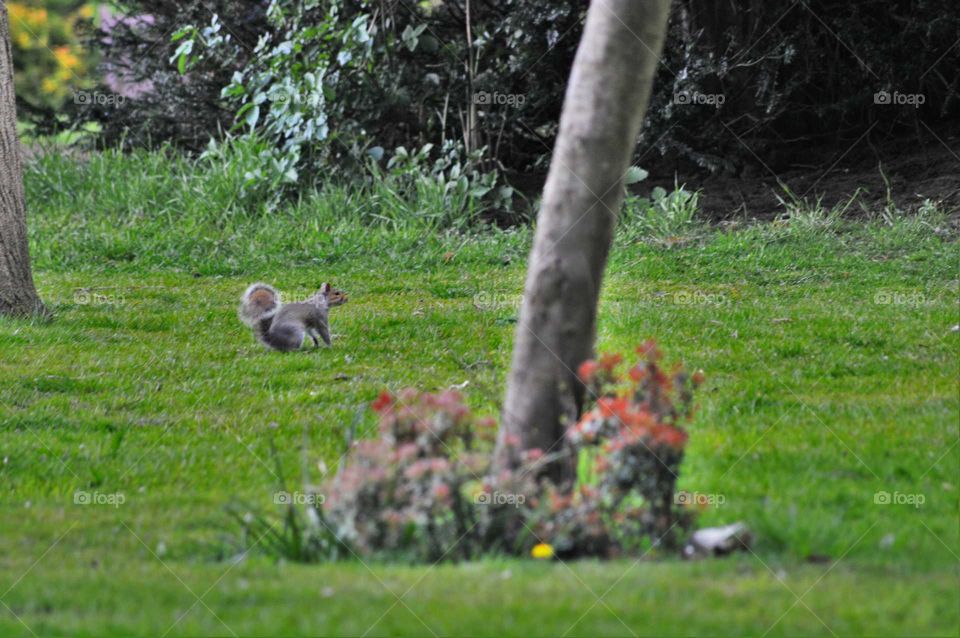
[401,24,428,51]
[175,1,375,194]
[621,184,702,241]
[235,103,260,130]
[169,35,195,75]
[624,166,649,185]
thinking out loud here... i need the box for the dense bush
[86,0,268,149]
[168,3,514,217]
[81,0,958,178]
[9,0,95,127]
[99,0,582,170]
[245,341,703,562]
[647,0,960,174]
[322,388,498,561]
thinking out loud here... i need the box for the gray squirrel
[239,282,348,351]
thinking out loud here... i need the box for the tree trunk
[496,0,672,484]
[0,4,45,317]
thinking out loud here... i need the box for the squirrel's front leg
[317,322,331,346]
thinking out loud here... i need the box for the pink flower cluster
[322,389,495,560]
[318,340,704,560]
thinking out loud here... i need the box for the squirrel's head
[319,282,348,306]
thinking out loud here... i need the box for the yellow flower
[54,46,81,71]
[531,543,554,559]
[7,4,27,21]
[41,77,59,94]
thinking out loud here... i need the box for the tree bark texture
[497,0,672,484]
[0,4,44,317]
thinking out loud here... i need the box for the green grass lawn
[1,153,958,636]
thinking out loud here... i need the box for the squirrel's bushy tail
[239,283,281,327]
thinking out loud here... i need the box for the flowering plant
[529,340,705,556]
[322,389,498,561]
[317,341,704,561]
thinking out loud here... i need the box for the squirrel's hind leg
[306,327,329,347]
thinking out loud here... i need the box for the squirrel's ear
[320,282,331,294]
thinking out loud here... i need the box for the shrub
[321,388,499,562]
[364,141,517,229]
[622,184,702,241]
[84,1,957,178]
[303,340,704,562]
[87,0,268,149]
[554,341,704,555]
[9,0,95,128]
[172,2,376,186]
[173,1,516,219]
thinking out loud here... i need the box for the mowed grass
[0,150,958,636]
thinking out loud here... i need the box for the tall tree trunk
[496,0,672,484]
[0,4,45,317]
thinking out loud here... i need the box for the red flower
[524,448,544,462]
[691,369,706,387]
[598,396,629,418]
[628,364,646,382]
[595,455,610,473]
[578,360,599,381]
[598,352,623,372]
[579,484,599,499]
[636,339,661,362]
[621,407,654,436]
[503,433,521,448]
[371,390,393,413]
[653,425,688,450]
[549,491,572,512]
[651,366,669,388]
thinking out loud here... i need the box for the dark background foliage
[85,1,268,149]
[73,0,958,178]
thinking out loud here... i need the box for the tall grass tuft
[621,182,702,241]
[24,144,531,274]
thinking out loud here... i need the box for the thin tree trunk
[496,0,672,484]
[0,4,45,317]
